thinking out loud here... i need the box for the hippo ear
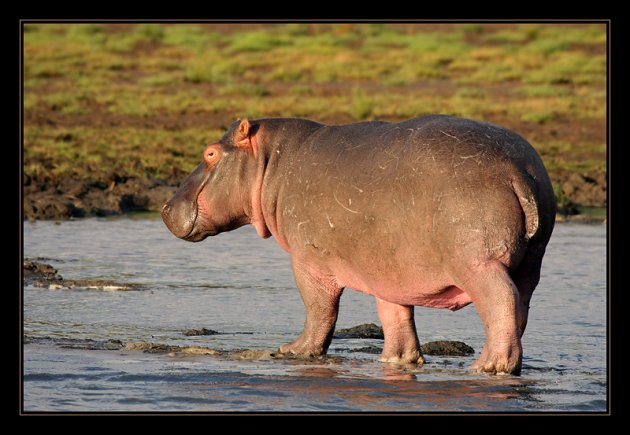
[234,119,259,157]
[234,119,252,146]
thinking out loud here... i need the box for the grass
[23,22,606,207]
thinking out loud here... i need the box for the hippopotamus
[162,115,556,375]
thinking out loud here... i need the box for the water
[23,218,607,412]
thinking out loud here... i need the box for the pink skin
[163,116,556,376]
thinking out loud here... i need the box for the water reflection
[254,371,536,411]
[381,364,418,381]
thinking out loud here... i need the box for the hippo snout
[161,199,197,239]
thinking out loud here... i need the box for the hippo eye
[204,145,221,165]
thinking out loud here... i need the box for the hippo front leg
[279,261,344,357]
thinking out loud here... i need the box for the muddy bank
[23,174,179,221]
[23,258,141,291]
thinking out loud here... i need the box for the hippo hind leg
[279,261,344,357]
[376,297,425,365]
[511,245,545,338]
[457,261,523,375]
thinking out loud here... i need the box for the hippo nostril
[161,203,171,217]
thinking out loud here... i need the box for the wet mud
[334,323,385,339]
[421,341,475,356]
[23,258,141,291]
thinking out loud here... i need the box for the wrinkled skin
[162,115,556,375]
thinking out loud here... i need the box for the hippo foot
[470,344,522,375]
[379,349,425,365]
[279,337,326,357]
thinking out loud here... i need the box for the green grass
[23,22,606,205]
[218,83,271,97]
[520,111,559,124]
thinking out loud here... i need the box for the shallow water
[23,219,607,412]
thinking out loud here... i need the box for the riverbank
[24,23,606,221]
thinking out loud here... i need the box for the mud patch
[25,336,125,351]
[229,349,343,363]
[183,328,219,336]
[230,349,279,360]
[125,341,222,356]
[334,323,384,339]
[345,345,383,354]
[24,176,178,221]
[23,258,142,291]
[421,341,475,356]
[23,259,62,285]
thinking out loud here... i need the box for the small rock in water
[124,341,221,356]
[420,341,474,356]
[24,258,139,291]
[333,323,384,339]
[125,341,177,353]
[231,349,278,360]
[179,346,221,356]
[23,259,63,285]
[347,345,383,354]
[183,328,219,336]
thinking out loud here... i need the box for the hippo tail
[511,174,555,246]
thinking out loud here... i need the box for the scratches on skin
[333,190,359,214]
[440,130,460,141]
[453,150,485,168]
[297,220,310,232]
[459,151,484,160]
[344,142,365,151]
[325,213,335,229]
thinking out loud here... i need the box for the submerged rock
[333,323,384,339]
[347,345,383,354]
[125,341,177,353]
[124,341,221,356]
[23,259,63,285]
[25,335,125,351]
[42,279,139,291]
[179,346,222,356]
[420,341,474,356]
[231,349,279,360]
[183,328,219,336]
[23,258,141,291]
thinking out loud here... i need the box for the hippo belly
[276,117,530,310]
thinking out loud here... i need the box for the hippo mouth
[181,193,217,242]
[162,169,216,242]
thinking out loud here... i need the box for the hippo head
[162,119,260,242]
